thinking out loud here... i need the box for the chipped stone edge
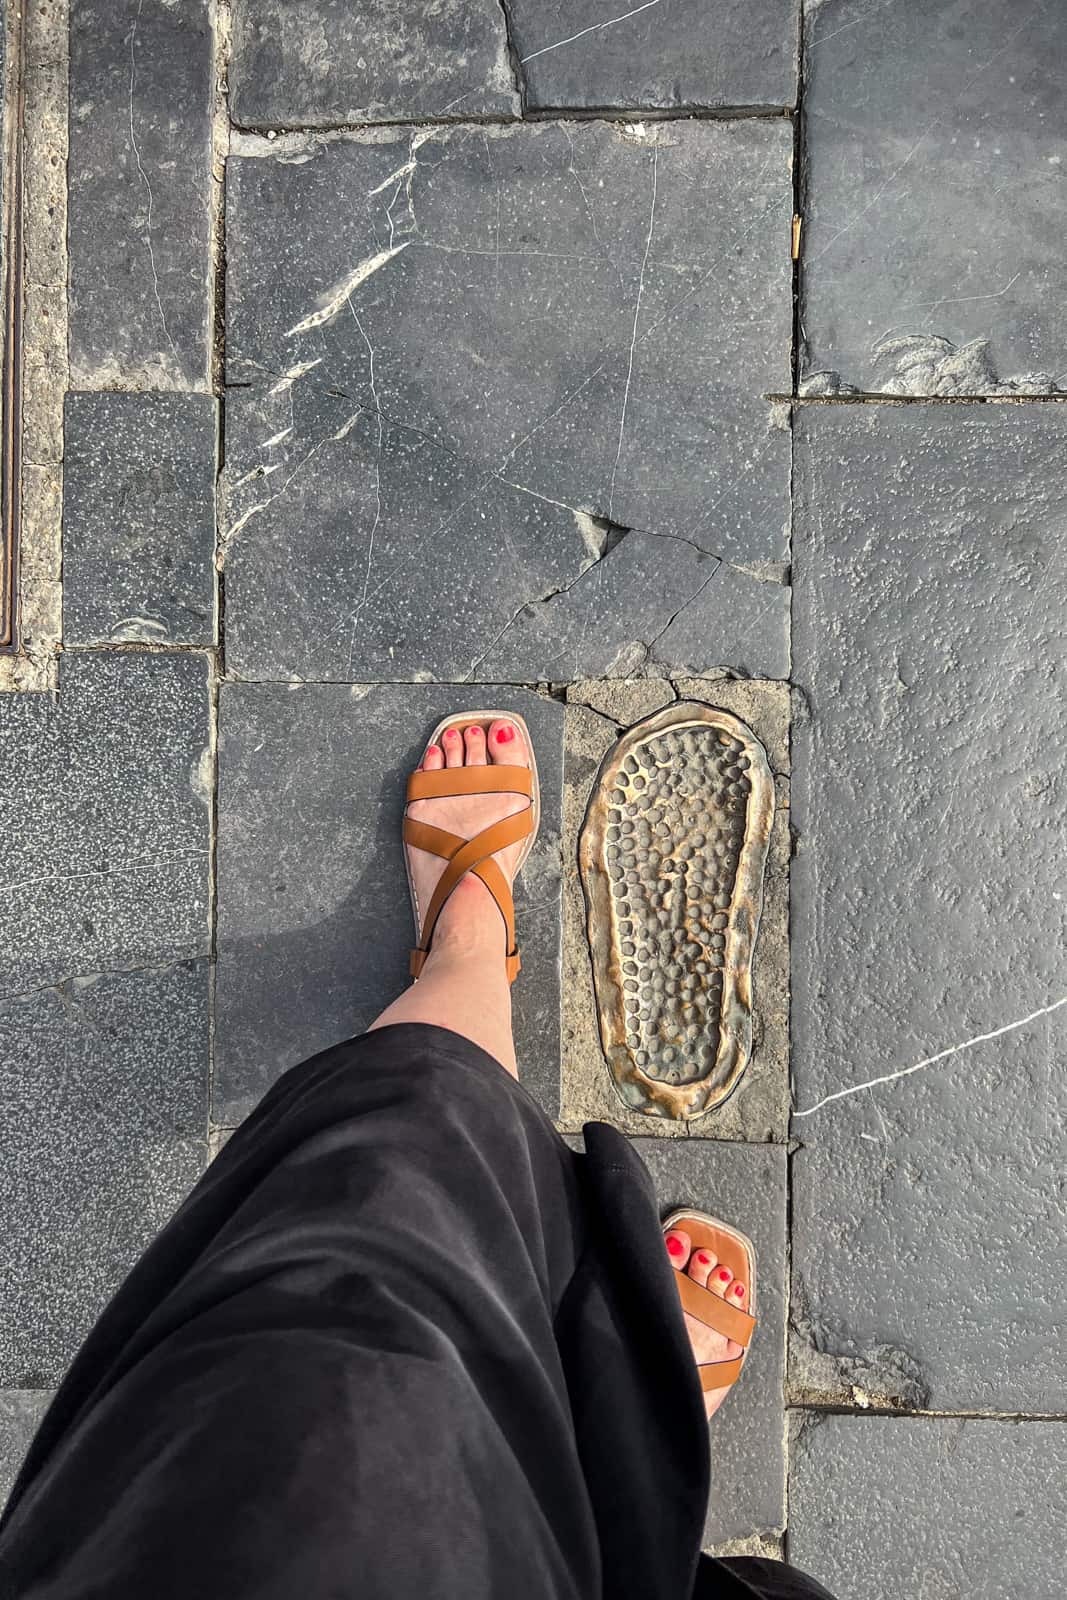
[578,701,775,1121]
[0,0,67,693]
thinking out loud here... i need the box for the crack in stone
[609,144,658,519]
[463,525,641,680]
[520,0,666,64]
[127,0,180,368]
[1,849,210,897]
[793,994,1067,1117]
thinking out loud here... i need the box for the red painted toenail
[445,729,458,739]
[666,1235,685,1257]
[732,1284,745,1298]
[717,1268,731,1282]
[695,1251,710,1265]
[495,724,514,743]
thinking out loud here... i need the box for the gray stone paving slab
[568,1132,787,1543]
[800,0,1067,395]
[561,681,790,1143]
[790,404,1067,1414]
[0,1392,52,1510]
[511,0,798,113]
[63,393,218,645]
[214,685,564,1126]
[230,0,520,126]
[68,0,214,389]
[0,652,212,994]
[0,961,207,1386]
[222,120,792,681]
[789,1415,1067,1600]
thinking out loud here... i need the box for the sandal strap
[403,819,515,954]
[697,1354,745,1391]
[403,807,532,976]
[675,1271,756,1346]
[407,766,533,802]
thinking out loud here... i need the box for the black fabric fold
[0,1023,834,1600]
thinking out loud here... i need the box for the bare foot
[664,1229,748,1420]
[407,719,532,964]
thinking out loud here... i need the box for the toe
[727,1279,747,1307]
[464,724,487,766]
[421,742,444,771]
[488,718,528,764]
[664,1229,692,1270]
[443,726,463,768]
[710,1263,734,1298]
[687,1248,717,1288]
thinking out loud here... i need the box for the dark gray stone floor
[2,0,1065,1578]
[509,0,799,113]
[0,652,212,994]
[790,406,1067,1416]
[221,119,792,681]
[789,1415,1067,1599]
[230,0,520,127]
[68,0,215,389]
[214,683,564,1125]
[63,393,218,644]
[0,960,208,1387]
[801,0,1066,395]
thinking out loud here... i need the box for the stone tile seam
[785,1405,1067,1424]
[767,392,1067,406]
[227,107,796,140]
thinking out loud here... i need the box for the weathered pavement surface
[1,1,1065,1582]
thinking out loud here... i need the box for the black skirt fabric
[0,1024,834,1600]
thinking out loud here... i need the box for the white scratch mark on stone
[285,245,411,338]
[609,146,658,518]
[128,0,180,365]
[269,358,324,395]
[794,994,1067,1117]
[224,420,352,544]
[814,7,1043,262]
[260,427,294,449]
[521,0,665,63]
[4,850,210,897]
[346,299,385,674]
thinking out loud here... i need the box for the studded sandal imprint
[404,712,541,984]
[663,1208,757,1394]
[579,702,775,1121]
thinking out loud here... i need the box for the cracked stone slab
[561,681,789,1142]
[229,0,520,126]
[68,0,214,389]
[511,0,799,113]
[214,684,563,1125]
[0,652,212,993]
[800,0,1067,395]
[790,404,1067,1413]
[63,393,218,645]
[0,961,208,1387]
[789,1415,1067,1600]
[567,1132,787,1544]
[0,1392,52,1510]
[222,120,792,681]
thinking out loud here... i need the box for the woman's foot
[664,1229,748,1420]
[407,719,531,966]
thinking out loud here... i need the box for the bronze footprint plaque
[579,702,774,1121]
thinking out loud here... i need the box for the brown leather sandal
[403,711,541,984]
[663,1208,757,1393]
